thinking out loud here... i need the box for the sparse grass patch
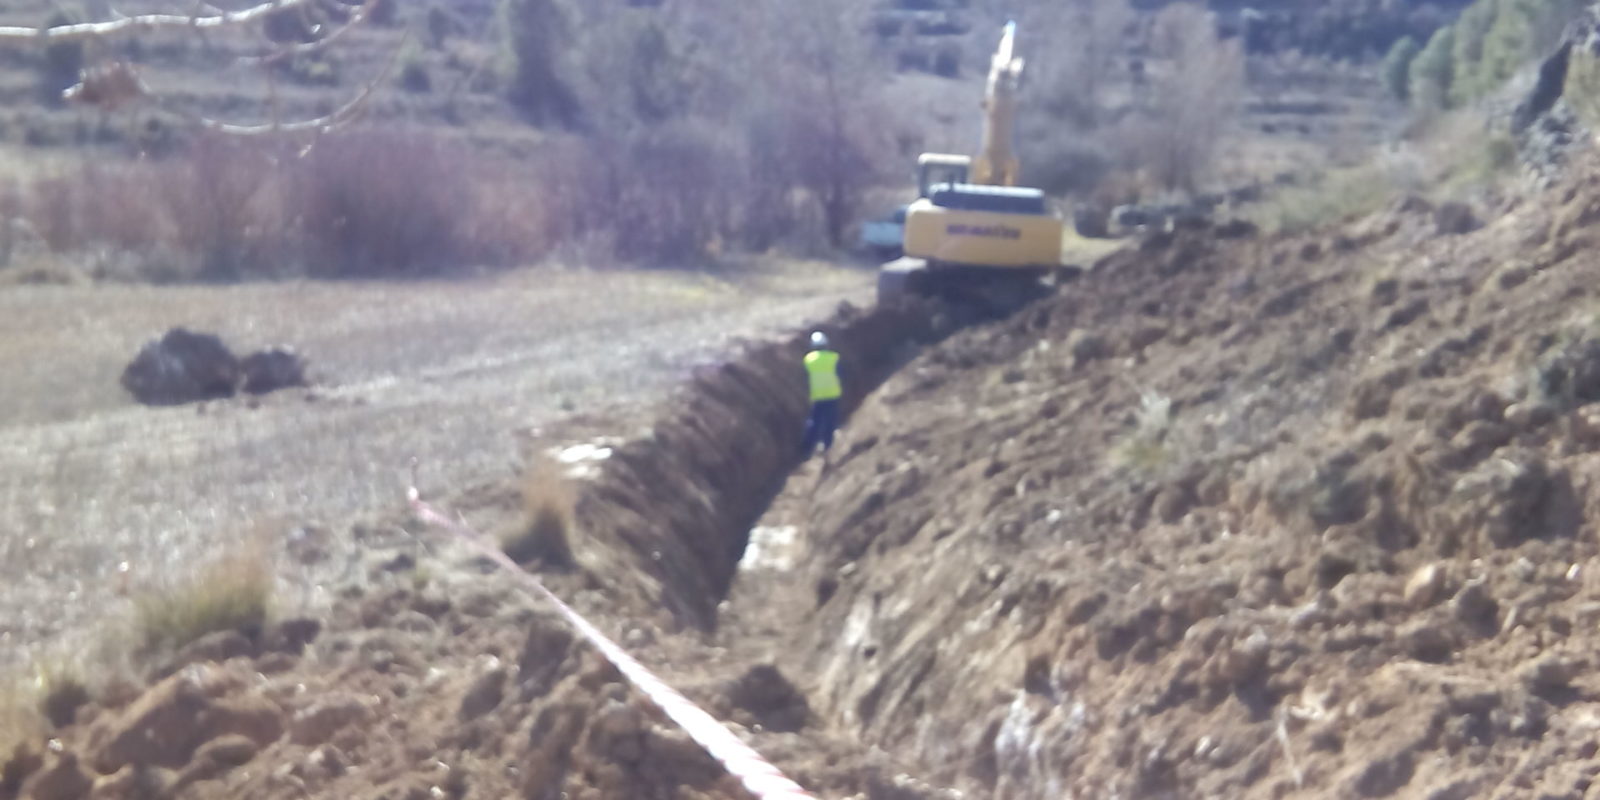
[0,680,43,755]
[501,460,576,569]
[31,657,89,728]
[1433,128,1519,196]
[1253,165,1402,235]
[0,652,89,744]
[1109,389,1174,473]
[132,545,274,654]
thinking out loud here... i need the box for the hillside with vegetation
[0,0,1457,286]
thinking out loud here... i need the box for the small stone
[255,652,298,674]
[1129,325,1168,351]
[1400,619,1454,663]
[458,662,507,721]
[1450,421,1512,462]
[1435,202,1479,235]
[1383,298,1429,330]
[262,618,322,655]
[1453,581,1499,632]
[412,592,452,620]
[1067,330,1111,366]
[394,610,437,633]
[196,734,258,767]
[1370,278,1400,307]
[1220,630,1270,683]
[1403,564,1447,609]
[1348,750,1416,796]
[290,696,372,747]
[1503,401,1556,431]
[1497,265,1531,290]
[1520,655,1580,693]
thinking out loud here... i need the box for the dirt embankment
[566,299,951,631]
[723,160,1600,798]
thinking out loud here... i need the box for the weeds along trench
[567,295,972,631]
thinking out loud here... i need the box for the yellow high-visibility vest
[804,349,842,401]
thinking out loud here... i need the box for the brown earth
[16,150,1600,800]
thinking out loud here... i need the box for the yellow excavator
[877,21,1066,309]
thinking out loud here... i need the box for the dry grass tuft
[0,255,87,286]
[0,682,43,756]
[501,461,577,569]
[132,544,274,653]
[32,658,89,728]
[1109,388,1174,474]
[0,654,87,749]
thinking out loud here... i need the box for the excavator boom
[972,20,1023,187]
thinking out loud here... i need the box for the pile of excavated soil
[719,158,1600,798]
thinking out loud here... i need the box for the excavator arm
[971,21,1024,187]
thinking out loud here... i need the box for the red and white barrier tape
[406,487,817,800]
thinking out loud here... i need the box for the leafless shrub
[27,163,170,254]
[1027,0,1135,127]
[159,133,287,280]
[293,131,475,278]
[462,163,556,266]
[1120,3,1245,194]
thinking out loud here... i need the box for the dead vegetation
[500,460,577,569]
[132,543,275,654]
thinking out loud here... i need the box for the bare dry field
[0,263,869,671]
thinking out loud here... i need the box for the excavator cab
[916,154,971,198]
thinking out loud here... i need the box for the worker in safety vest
[802,331,843,458]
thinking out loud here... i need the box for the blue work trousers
[802,398,841,455]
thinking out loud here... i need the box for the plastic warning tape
[407,487,818,800]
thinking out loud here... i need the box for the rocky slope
[723,156,1600,798]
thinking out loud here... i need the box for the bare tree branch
[53,0,398,137]
[187,31,406,134]
[0,0,317,43]
[237,0,381,66]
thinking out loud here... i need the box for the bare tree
[1126,2,1244,194]
[1024,0,1135,125]
[747,0,895,249]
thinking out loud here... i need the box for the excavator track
[878,257,1054,318]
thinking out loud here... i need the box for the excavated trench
[570,295,971,631]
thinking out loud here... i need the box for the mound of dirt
[121,328,241,406]
[710,153,1600,798]
[241,347,309,395]
[121,329,308,406]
